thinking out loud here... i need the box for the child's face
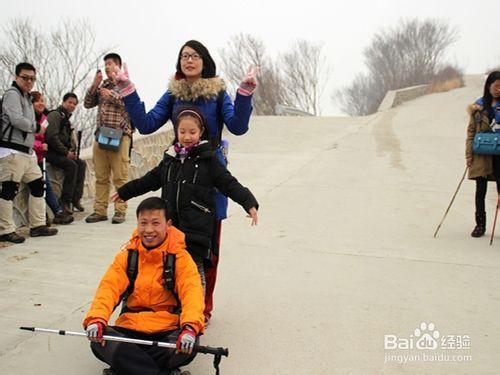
[177,117,203,148]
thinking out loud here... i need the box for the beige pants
[92,136,130,216]
[0,153,46,234]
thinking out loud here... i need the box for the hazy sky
[1,0,498,115]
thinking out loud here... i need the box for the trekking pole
[20,327,228,373]
[490,200,499,245]
[76,130,82,160]
[433,166,468,238]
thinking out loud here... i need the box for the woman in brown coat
[465,71,500,237]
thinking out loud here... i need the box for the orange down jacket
[83,226,205,335]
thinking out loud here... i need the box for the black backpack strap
[163,253,181,313]
[167,92,176,119]
[117,249,139,313]
[211,90,225,150]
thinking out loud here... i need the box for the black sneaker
[53,212,74,225]
[30,225,58,237]
[0,232,26,243]
[86,212,108,223]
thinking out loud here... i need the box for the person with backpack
[0,62,58,243]
[83,196,204,375]
[466,70,500,237]
[112,106,258,295]
[45,92,86,215]
[113,40,258,323]
[32,91,74,225]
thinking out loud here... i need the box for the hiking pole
[490,200,499,245]
[76,130,82,160]
[433,166,468,238]
[20,327,228,373]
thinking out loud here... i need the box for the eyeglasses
[181,53,201,62]
[18,75,37,82]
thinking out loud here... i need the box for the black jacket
[46,106,76,156]
[118,142,258,258]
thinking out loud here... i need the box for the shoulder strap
[167,92,176,119]
[117,249,139,312]
[163,253,181,313]
[215,90,225,145]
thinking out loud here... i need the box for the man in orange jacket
[83,196,205,375]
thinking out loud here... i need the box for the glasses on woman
[181,53,201,62]
[18,75,37,82]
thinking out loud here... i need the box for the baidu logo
[385,322,440,350]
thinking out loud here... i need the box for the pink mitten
[237,66,258,96]
[111,63,136,97]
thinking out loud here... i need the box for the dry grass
[428,77,464,94]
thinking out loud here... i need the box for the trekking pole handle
[194,344,229,357]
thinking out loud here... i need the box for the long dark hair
[175,40,216,80]
[482,71,500,112]
[172,105,210,143]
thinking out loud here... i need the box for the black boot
[471,212,486,237]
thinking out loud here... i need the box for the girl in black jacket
[113,106,258,290]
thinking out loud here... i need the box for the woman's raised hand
[238,66,259,96]
[111,63,136,97]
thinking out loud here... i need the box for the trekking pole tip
[19,327,35,331]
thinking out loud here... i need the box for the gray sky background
[1,0,498,115]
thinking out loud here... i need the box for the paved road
[1,75,498,374]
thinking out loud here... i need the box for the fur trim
[168,77,226,101]
[467,103,483,115]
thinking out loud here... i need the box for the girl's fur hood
[168,77,226,101]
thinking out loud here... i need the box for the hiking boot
[471,212,486,238]
[62,203,73,216]
[85,212,108,223]
[72,200,85,212]
[0,232,26,243]
[30,225,58,237]
[111,212,126,224]
[53,211,74,225]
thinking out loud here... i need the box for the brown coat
[466,103,495,180]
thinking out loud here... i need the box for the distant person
[83,53,133,224]
[0,62,58,243]
[32,91,73,225]
[112,40,258,322]
[112,106,258,294]
[83,197,204,375]
[45,93,86,215]
[466,70,500,237]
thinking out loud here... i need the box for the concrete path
[1,75,498,374]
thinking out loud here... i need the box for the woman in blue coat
[112,40,258,323]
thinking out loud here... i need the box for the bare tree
[219,34,330,116]
[0,17,110,146]
[219,33,289,115]
[279,40,329,115]
[337,18,459,116]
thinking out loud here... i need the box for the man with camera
[84,52,133,225]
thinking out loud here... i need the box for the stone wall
[377,84,428,112]
[12,128,175,227]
